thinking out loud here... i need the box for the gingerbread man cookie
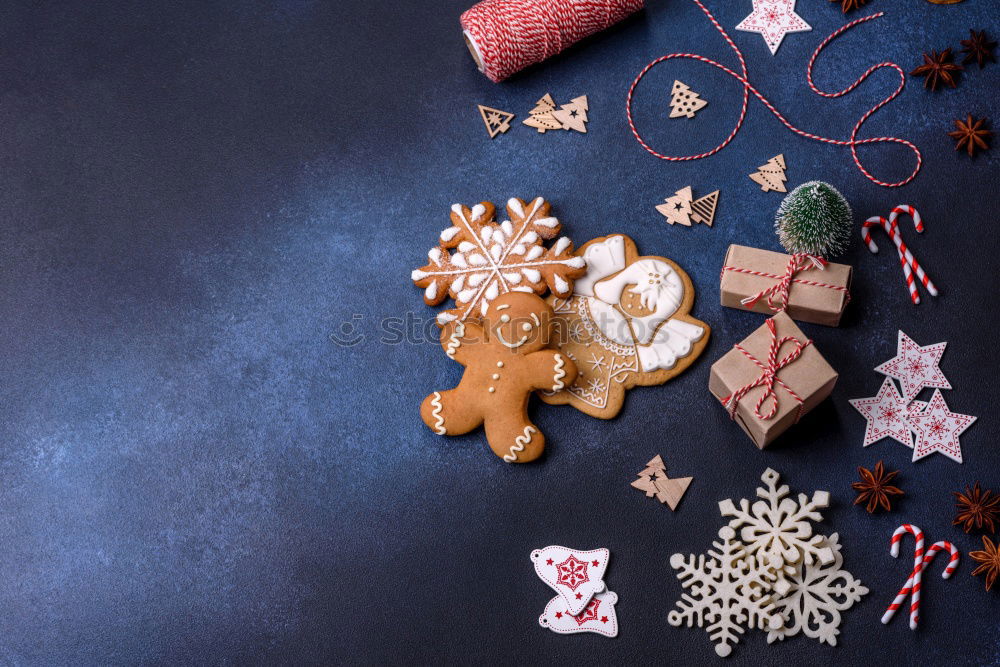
[540,235,710,419]
[420,292,578,463]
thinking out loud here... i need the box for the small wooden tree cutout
[551,95,589,133]
[477,104,514,138]
[749,154,788,192]
[523,94,563,133]
[656,186,694,226]
[669,80,708,119]
[631,455,693,510]
[690,190,719,226]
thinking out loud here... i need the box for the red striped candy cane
[862,205,937,304]
[882,524,924,629]
[882,525,959,630]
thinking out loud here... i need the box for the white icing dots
[492,373,500,379]
[497,361,504,367]
[521,322,531,331]
[439,227,460,243]
[507,198,525,218]
[488,387,495,393]
[471,203,486,220]
[500,314,511,323]
[553,236,571,255]
[554,275,569,294]
[535,217,558,228]
[523,268,542,283]
[424,283,437,300]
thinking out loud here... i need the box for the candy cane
[862,205,938,304]
[882,525,959,630]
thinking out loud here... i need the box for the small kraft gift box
[708,311,838,448]
[719,245,852,326]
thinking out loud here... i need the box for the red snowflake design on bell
[573,597,601,626]
[555,554,590,590]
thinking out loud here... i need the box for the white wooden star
[906,389,976,463]
[735,0,811,55]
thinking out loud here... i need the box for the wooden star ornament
[911,49,963,90]
[851,461,903,513]
[948,115,992,157]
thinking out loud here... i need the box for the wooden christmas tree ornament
[690,190,719,226]
[749,154,788,192]
[656,186,694,226]
[523,94,563,133]
[477,104,514,138]
[630,455,692,510]
[668,80,708,119]
[551,95,589,133]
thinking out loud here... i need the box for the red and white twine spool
[461,0,643,83]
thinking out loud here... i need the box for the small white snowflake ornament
[849,377,928,449]
[767,533,869,646]
[875,330,950,401]
[668,526,785,657]
[735,0,811,55]
[539,590,618,637]
[531,546,609,615]
[906,389,977,463]
[412,198,587,326]
[719,468,833,576]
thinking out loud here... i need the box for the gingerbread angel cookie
[420,292,578,463]
[540,235,709,419]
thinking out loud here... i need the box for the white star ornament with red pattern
[906,389,977,463]
[530,546,609,615]
[735,0,811,55]
[539,590,619,637]
[849,377,928,449]
[875,330,950,401]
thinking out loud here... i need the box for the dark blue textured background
[0,0,998,664]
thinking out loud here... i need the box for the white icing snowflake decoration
[668,526,785,657]
[412,198,586,325]
[767,533,869,646]
[719,468,834,576]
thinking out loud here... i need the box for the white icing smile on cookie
[495,311,534,349]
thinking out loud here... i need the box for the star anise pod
[911,49,963,90]
[947,115,992,157]
[960,29,997,68]
[970,535,1000,592]
[851,461,903,513]
[953,482,1000,533]
[830,0,868,11]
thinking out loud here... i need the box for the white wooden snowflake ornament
[719,468,833,576]
[668,526,785,657]
[767,533,869,646]
[412,198,586,326]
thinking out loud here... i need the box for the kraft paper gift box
[708,312,838,448]
[719,244,852,326]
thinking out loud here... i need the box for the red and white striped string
[882,524,959,630]
[721,317,811,421]
[721,253,851,313]
[460,0,644,83]
[626,0,921,188]
[862,205,938,304]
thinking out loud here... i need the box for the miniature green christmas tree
[774,181,852,257]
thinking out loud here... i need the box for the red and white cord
[626,1,921,188]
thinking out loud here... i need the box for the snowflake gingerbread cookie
[411,198,587,326]
[540,235,710,418]
[419,292,578,463]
